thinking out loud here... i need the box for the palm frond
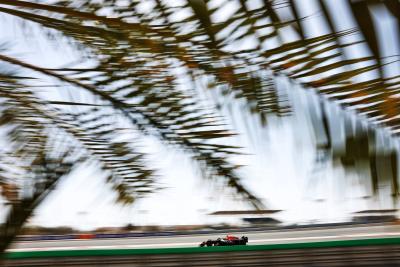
[0,2,265,207]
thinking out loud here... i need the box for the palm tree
[0,0,399,254]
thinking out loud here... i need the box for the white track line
[7,243,196,252]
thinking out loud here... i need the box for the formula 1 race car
[199,235,248,247]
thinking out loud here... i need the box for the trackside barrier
[16,221,388,242]
[77,234,95,239]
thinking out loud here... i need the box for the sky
[0,0,399,230]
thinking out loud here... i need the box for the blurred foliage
[0,0,399,253]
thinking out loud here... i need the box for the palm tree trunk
[0,200,37,253]
[0,167,62,257]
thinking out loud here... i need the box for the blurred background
[0,0,399,257]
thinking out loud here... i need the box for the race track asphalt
[7,223,400,252]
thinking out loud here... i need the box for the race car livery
[199,235,248,247]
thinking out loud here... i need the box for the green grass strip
[6,237,400,260]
